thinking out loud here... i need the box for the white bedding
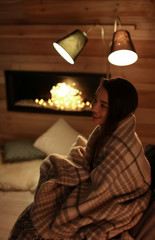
[0,154,42,192]
[0,118,85,192]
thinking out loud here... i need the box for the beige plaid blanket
[9,114,151,240]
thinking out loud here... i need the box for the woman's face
[91,85,109,126]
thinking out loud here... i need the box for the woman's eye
[101,103,108,109]
[101,103,105,108]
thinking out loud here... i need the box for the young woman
[9,78,151,240]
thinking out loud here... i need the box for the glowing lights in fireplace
[35,82,91,111]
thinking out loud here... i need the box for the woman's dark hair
[91,77,138,167]
[102,77,138,136]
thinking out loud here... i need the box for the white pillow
[34,118,80,156]
[0,154,41,193]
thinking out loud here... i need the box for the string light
[35,82,91,111]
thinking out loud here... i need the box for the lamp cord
[86,24,104,40]
[86,24,111,80]
[114,17,122,32]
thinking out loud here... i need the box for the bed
[0,118,83,239]
[0,118,154,240]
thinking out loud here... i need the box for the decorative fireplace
[5,70,106,116]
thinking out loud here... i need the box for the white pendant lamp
[53,29,88,64]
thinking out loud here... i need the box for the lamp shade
[108,30,138,66]
[53,29,88,64]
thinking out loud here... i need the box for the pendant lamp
[53,29,88,64]
[108,20,138,66]
[53,18,138,67]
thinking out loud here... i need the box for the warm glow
[108,50,138,66]
[35,82,91,111]
[50,82,83,110]
[53,43,74,64]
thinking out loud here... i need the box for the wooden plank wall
[0,0,155,146]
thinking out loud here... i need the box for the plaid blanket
[9,114,151,240]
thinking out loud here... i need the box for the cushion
[34,118,80,156]
[0,153,42,192]
[4,140,46,162]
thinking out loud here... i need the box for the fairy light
[35,82,91,111]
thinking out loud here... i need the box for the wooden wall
[0,0,155,146]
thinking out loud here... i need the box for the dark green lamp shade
[53,29,88,64]
[108,30,138,66]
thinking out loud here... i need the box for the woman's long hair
[92,78,138,163]
[102,78,138,138]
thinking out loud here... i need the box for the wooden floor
[0,191,34,240]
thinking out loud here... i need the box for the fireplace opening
[5,70,106,116]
